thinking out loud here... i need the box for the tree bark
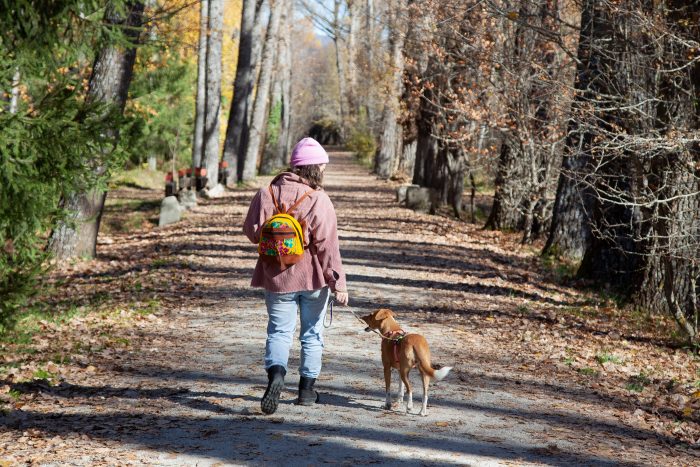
[543,0,597,259]
[332,0,348,138]
[9,68,20,114]
[278,5,292,163]
[486,0,561,239]
[346,0,361,119]
[375,0,407,179]
[222,0,264,184]
[49,1,144,260]
[202,0,223,188]
[260,0,292,174]
[485,136,524,230]
[364,0,375,125]
[240,0,282,182]
[191,0,208,169]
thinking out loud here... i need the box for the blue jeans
[264,287,330,378]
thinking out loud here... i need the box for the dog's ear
[374,308,393,320]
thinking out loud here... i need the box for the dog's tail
[415,345,452,381]
[432,366,452,381]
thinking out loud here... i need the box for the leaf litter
[0,152,699,465]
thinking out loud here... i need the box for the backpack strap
[268,184,314,215]
[268,185,282,213]
[286,190,315,215]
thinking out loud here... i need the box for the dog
[361,308,452,416]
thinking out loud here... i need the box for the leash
[324,294,407,343]
[323,296,334,328]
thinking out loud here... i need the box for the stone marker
[158,196,182,227]
[397,184,419,205]
[178,190,197,210]
[147,154,157,171]
[406,186,435,213]
[200,183,225,199]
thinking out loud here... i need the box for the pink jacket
[243,172,347,293]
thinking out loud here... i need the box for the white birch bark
[332,0,348,137]
[9,68,20,114]
[222,0,265,183]
[241,0,282,181]
[192,0,208,169]
[203,0,224,188]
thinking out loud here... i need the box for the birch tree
[191,0,208,169]
[240,0,282,181]
[260,0,293,174]
[222,0,265,183]
[202,0,223,188]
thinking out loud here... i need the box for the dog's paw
[383,402,392,410]
[419,409,427,417]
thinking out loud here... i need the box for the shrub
[0,0,121,330]
[346,128,377,165]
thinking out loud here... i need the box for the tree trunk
[486,0,561,238]
[222,0,264,184]
[202,0,223,188]
[49,1,144,260]
[260,0,292,174]
[346,0,361,119]
[572,1,644,288]
[633,0,700,339]
[332,0,348,138]
[9,68,20,114]
[364,0,375,126]
[278,6,292,163]
[191,0,208,169]
[240,0,282,182]
[375,0,407,179]
[401,1,435,182]
[484,137,524,230]
[397,139,416,182]
[542,0,597,259]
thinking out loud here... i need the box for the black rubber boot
[297,376,320,406]
[261,365,286,415]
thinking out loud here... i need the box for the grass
[1,303,82,345]
[110,168,164,190]
[135,299,160,316]
[626,373,651,392]
[578,367,599,377]
[595,352,623,365]
[151,258,170,268]
[1,295,161,357]
[32,368,56,381]
[465,170,496,196]
[102,198,160,234]
[540,252,579,281]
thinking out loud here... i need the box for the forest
[3,0,699,344]
[0,0,700,463]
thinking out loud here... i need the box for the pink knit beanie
[290,137,329,167]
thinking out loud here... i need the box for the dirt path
[2,151,699,465]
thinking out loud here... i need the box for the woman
[243,137,349,415]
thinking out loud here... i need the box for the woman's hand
[335,291,349,306]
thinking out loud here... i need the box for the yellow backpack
[258,185,314,268]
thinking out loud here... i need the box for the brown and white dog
[361,308,452,416]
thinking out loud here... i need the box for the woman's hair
[288,164,324,189]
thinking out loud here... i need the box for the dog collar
[383,329,406,341]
